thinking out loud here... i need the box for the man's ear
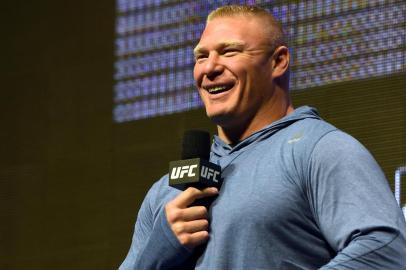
[271,46,290,79]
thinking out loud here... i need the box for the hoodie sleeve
[306,131,406,269]
[118,181,193,270]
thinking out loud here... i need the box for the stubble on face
[193,16,279,139]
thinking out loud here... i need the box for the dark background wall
[1,1,117,269]
[1,1,405,270]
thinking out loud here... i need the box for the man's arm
[119,180,217,270]
[165,187,218,249]
[307,131,406,269]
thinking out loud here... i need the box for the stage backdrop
[1,0,405,269]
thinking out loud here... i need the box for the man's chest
[210,150,311,232]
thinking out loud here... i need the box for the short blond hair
[207,5,286,50]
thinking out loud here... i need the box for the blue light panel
[114,0,406,123]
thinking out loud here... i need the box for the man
[120,5,406,269]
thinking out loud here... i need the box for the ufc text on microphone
[168,130,222,191]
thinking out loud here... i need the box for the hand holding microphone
[165,187,218,249]
[165,130,222,249]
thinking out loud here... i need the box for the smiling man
[193,9,293,143]
[119,5,406,270]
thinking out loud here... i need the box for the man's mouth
[204,84,234,94]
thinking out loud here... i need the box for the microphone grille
[181,130,210,160]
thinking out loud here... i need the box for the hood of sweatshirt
[210,106,321,162]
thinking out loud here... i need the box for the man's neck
[217,103,294,145]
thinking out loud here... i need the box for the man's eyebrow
[193,41,246,56]
[193,45,206,57]
[221,41,245,47]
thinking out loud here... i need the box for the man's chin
[206,110,237,128]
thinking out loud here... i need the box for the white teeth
[208,86,227,93]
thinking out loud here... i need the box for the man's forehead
[194,16,271,51]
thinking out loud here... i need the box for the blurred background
[1,0,405,269]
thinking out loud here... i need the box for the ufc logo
[171,165,198,179]
[170,165,219,183]
[201,166,219,183]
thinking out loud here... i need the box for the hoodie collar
[211,106,320,159]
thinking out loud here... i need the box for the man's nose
[203,53,224,80]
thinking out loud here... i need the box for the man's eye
[195,54,207,61]
[223,49,239,56]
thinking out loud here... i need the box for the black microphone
[168,130,221,266]
[169,130,222,190]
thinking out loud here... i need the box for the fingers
[173,220,210,248]
[165,187,218,249]
[166,206,210,248]
[179,231,210,249]
[178,206,209,221]
[166,205,208,225]
[170,187,218,208]
[172,219,209,235]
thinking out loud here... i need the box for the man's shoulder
[294,116,337,134]
[279,116,338,147]
[148,174,180,199]
[274,117,366,168]
[144,174,180,215]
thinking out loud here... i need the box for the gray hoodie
[120,106,406,270]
